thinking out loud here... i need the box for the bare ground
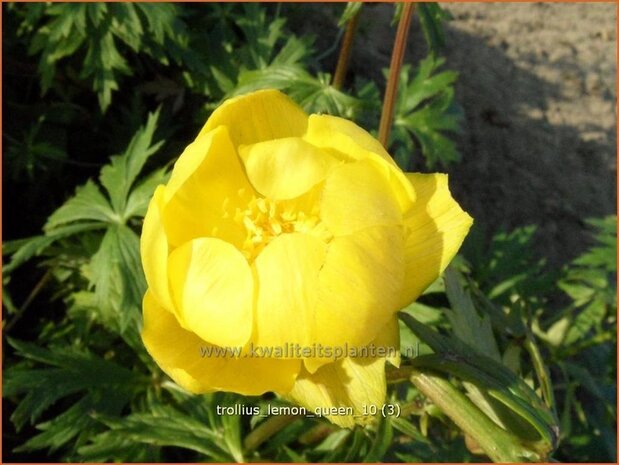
[439,3,616,267]
[294,2,617,268]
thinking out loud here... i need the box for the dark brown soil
[439,3,616,267]
[292,3,617,268]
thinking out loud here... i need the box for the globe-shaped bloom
[140,89,472,427]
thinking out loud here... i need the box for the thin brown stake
[332,11,361,90]
[378,3,416,148]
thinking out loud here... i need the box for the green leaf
[3,223,106,274]
[81,31,129,111]
[4,339,140,431]
[123,167,169,219]
[443,268,501,361]
[401,313,552,411]
[75,429,161,462]
[232,66,362,119]
[84,407,236,461]
[401,56,458,111]
[313,429,349,453]
[87,225,145,334]
[410,369,541,462]
[417,3,453,53]
[391,417,429,443]
[400,313,559,453]
[398,302,443,358]
[392,58,463,168]
[270,34,313,68]
[413,353,557,449]
[15,401,87,453]
[133,3,180,45]
[400,314,558,450]
[4,109,163,280]
[463,225,555,305]
[364,416,392,462]
[44,180,118,231]
[564,297,608,345]
[99,109,163,217]
[20,2,186,110]
[573,216,617,272]
[562,361,610,402]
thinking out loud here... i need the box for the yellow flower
[140,89,472,427]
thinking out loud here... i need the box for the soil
[293,2,617,268]
[438,3,617,268]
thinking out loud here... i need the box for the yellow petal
[167,237,253,348]
[304,114,394,165]
[320,159,402,236]
[313,225,404,349]
[238,137,339,200]
[141,185,174,312]
[303,316,401,374]
[288,357,387,428]
[304,114,415,212]
[252,233,327,349]
[142,291,300,395]
[162,126,252,249]
[371,316,401,368]
[398,173,473,308]
[200,89,308,147]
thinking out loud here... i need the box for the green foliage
[391,56,463,170]
[462,225,557,304]
[4,117,68,182]
[460,219,616,462]
[15,3,187,110]
[218,5,366,119]
[3,339,142,432]
[5,109,165,273]
[417,3,453,53]
[533,217,617,462]
[4,110,166,355]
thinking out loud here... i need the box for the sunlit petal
[320,159,402,236]
[200,89,308,147]
[141,185,174,312]
[304,114,415,212]
[252,233,327,349]
[398,173,473,308]
[239,137,339,200]
[313,225,404,348]
[142,291,300,395]
[288,357,387,428]
[167,237,253,348]
[162,126,253,249]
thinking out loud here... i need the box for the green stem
[5,269,53,332]
[410,369,536,462]
[243,414,299,453]
[299,423,338,445]
[378,2,416,148]
[332,10,361,90]
[386,364,415,383]
[524,334,557,417]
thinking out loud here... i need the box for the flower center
[231,195,331,261]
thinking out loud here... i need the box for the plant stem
[410,369,535,462]
[299,423,338,445]
[332,11,361,90]
[5,269,53,332]
[386,364,415,383]
[378,2,416,148]
[243,414,300,453]
[524,334,557,416]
